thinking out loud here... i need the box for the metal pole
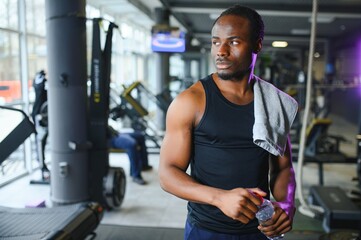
[45,0,89,204]
[155,7,170,130]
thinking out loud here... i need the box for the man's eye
[231,41,239,45]
[212,41,220,46]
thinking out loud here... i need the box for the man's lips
[216,60,232,69]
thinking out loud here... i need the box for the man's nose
[217,43,229,57]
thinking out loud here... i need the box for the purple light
[359,38,361,96]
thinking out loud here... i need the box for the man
[159,4,297,240]
[108,126,152,185]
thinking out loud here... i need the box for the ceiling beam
[171,7,361,19]
[127,0,153,20]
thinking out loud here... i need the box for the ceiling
[88,0,361,55]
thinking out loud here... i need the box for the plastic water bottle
[255,196,284,240]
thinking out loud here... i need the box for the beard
[217,68,250,81]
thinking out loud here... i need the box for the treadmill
[0,106,103,239]
[308,131,361,233]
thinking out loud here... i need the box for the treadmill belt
[0,202,103,240]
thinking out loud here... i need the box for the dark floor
[92,224,325,240]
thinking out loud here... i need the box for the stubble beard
[217,69,250,81]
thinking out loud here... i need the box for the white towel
[253,76,298,156]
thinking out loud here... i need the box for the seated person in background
[108,126,152,185]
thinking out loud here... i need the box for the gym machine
[0,106,104,239]
[30,70,50,185]
[30,101,50,184]
[110,81,165,151]
[308,115,361,233]
[292,118,357,185]
[87,18,126,209]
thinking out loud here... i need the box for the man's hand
[257,203,294,238]
[215,188,266,224]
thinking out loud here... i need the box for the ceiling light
[209,13,219,20]
[308,16,335,23]
[191,38,200,46]
[291,29,310,35]
[272,41,288,48]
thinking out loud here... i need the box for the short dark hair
[213,5,264,42]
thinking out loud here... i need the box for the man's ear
[254,38,262,53]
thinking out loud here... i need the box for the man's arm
[158,83,265,224]
[159,87,213,203]
[259,136,296,237]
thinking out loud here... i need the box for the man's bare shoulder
[176,81,204,102]
[167,81,205,121]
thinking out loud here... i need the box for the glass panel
[0,31,21,104]
[137,56,144,81]
[26,0,46,36]
[0,0,18,30]
[27,36,47,103]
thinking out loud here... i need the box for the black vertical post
[88,19,116,207]
[155,8,170,130]
[45,0,89,204]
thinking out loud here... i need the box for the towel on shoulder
[252,76,298,156]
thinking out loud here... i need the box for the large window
[0,31,21,104]
[0,0,46,185]
[0,1,20,104]
[0,0,46,105]
[26,0,46,36]
[0,0,18,29]
[26,0,47,85]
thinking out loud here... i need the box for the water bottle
[255,195,284,240]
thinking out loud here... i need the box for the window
[0,31,21,104]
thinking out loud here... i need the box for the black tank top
[187,74,270,234]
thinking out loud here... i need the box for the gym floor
[0,114,359,238]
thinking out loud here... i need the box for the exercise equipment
[110,81,164,150]
[309,185,360,232]
[308,131,361,233]
[295,88,361,233]
[0,106,104,239]
[129,81,172,114]
[297,106,361,233]
[88,18,126,209]
[0,202,103,240]
[30,70,50,184]
[293,118,357,185]
[0,106,35,163]
[30,101,50,184]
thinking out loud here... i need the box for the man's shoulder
[199,74,213,82]
[179,81,204,101]
[168,80,205,116]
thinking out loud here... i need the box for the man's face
[211,15,260,81]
